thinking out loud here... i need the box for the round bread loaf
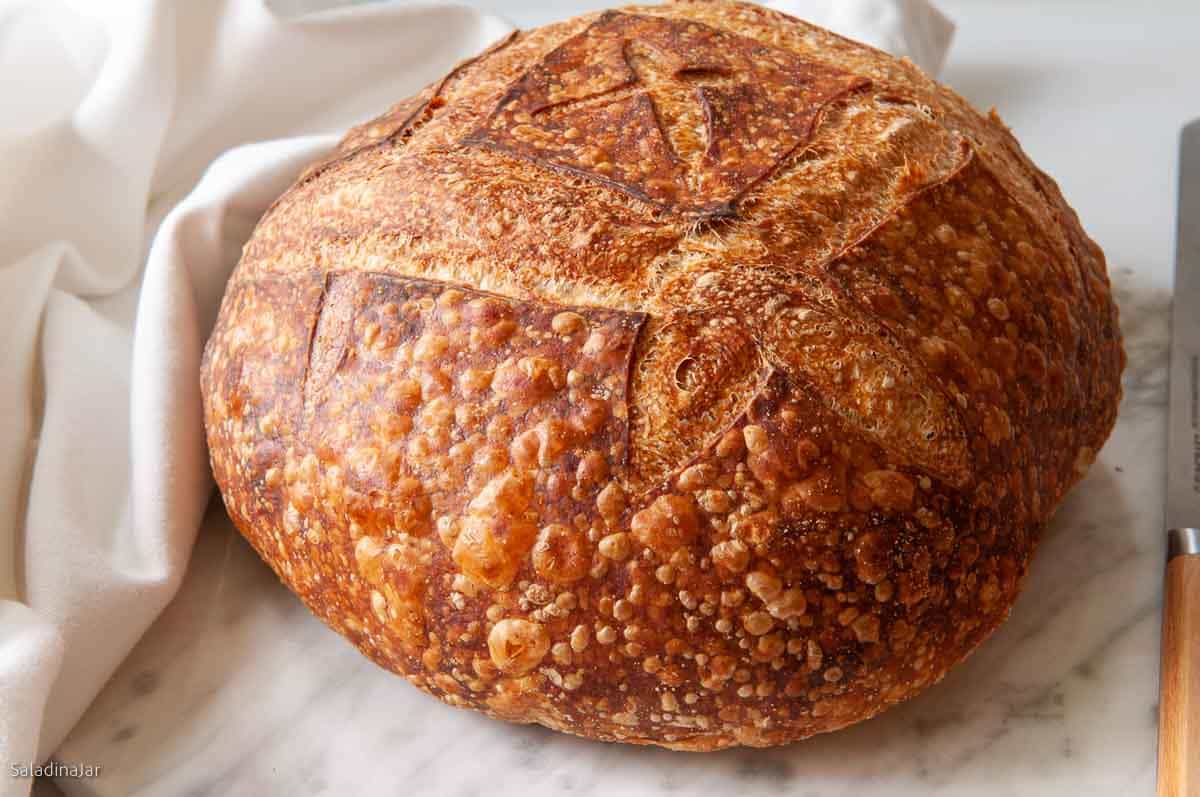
[201,0,1124,749]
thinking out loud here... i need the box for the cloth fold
[0,1,952,795]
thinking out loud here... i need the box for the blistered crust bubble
[202,0,1124,750]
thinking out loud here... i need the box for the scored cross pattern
[467,11,869,217]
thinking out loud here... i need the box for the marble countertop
[51,0,1200,795]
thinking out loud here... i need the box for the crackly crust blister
[201,0,1124,750]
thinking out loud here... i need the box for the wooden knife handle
[1159,542,1200,797]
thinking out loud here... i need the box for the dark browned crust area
[464,11,868,218]
[201,0,1125,750]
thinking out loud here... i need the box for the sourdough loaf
[201,0,1125,749]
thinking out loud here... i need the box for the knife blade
[1165,119,1200,542]
[1157,118,1200,797]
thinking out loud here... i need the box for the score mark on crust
[465,11,869,218]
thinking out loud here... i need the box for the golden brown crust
[463,11,868,218]
[201,0,1124,750]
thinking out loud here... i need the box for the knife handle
[1159,529,1200,797]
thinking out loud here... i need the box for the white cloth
[0,1,951,794]
[797,0,954,75]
